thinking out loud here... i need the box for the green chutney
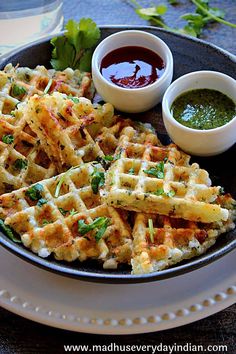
[171,89,236,130]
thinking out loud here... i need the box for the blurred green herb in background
[130,0,236,37]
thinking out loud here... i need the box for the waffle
[95,116,160,157]
[0,111,56,195]
[102,141,228,223]
[0,64,94,117]
[131,194,236,274]
[24,92,158,171]
[0,162,132,268]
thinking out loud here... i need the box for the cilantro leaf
[42,219,52,226]
[153,188,165,196]
[104,155,114,161]
[78,217,111,242]
[59,207,68,216]
[67,95,80,104]
[69,208,78,216]
[12,84,27,97]
[37,198,48,207]
[90,168,105,194]
[0,219,21,243]
[128,167,135,175]
[131,0,236,38]
[50,18,101,71]
[51,36,76,70]
[166,190,176,197]
[14,159,28,170]
[26,183,44,201]
[2,134,14,144]
[144,161,165,179]
[219,187,225,195]
[153,188,175,197]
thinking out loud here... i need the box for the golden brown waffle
[0,162,132,268]
[24,92,159,171]
[0,111,56,195]
[0,64,94,117]
[131,194,236,274]
[95,116,160,157]
[102,141,228,223]
[23,92,115,171]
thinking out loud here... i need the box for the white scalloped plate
[0,247,235,334]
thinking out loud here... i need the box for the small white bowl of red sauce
[162,71,236,156]
[92,30,173,113]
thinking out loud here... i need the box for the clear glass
[0,0,63,55]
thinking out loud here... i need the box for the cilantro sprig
[78,217,111,242]
[130,0,236,38]
[51,18,101,71]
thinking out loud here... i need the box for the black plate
[0,26,235,283]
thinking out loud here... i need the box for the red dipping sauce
[100,46,165,89]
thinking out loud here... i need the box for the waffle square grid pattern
[0,65,235,274]
[0,163,132,268]
[103,140,228,223]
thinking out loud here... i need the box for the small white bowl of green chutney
[162,71,236,156]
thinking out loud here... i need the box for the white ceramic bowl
[162,71,236,156]
[92,30,173,113]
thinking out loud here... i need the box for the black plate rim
[0,25,235,284]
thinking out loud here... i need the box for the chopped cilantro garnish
[104,155,114,161]
[95,156,113,169]
[143,161,165,179]
[114,151,122,160]
[78,217,111,242]
[0,219,21,243]
[69,208,78,216]
[166,190,176,197]
[219,187,225,195]
[148,218,154,243]
[68,95,80,104]
[37,198,48,207]
[128,167,135,175]
[12,84,27,97]
[58,207,78,216]
[25,183,44,201]
[14,159,28,170]
[2,134,14,144]
[153,188,165,196]
[42,219,52,226]
[90,168,105,194]
[50,18,101,71]
[59,207,68,216]
[153,188,175,197]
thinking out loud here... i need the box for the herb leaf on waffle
[0,162,132,268]
[0,63,94,117]
[102,139,228,223]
